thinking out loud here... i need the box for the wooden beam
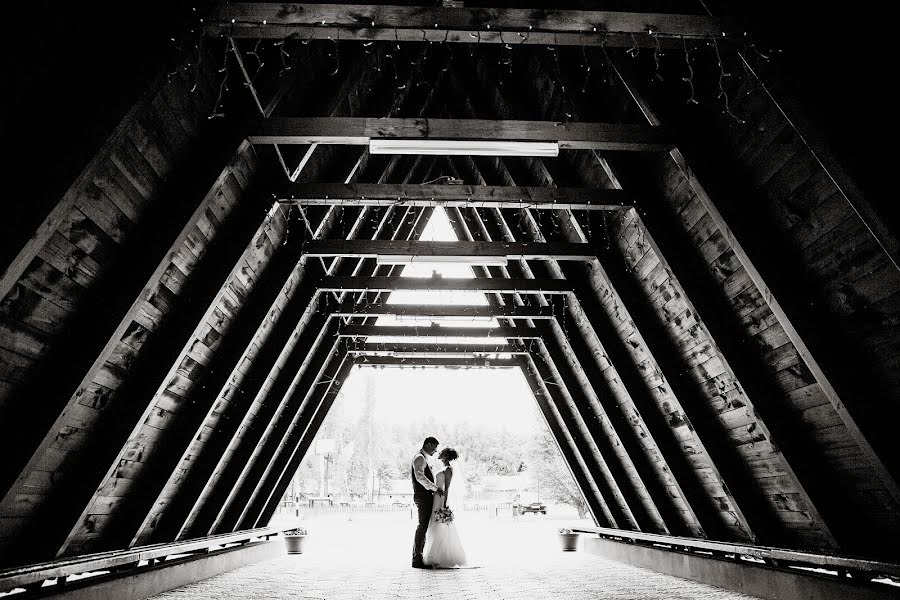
[326,301,554,319]
[439,124,662,533]
[347,342,525,355]
[354,356,520,368]
[206,4,739,47]
[303,240,596,260]
[505,49,764,543]
[279,183,632,210]
[54,204,291,558]
[168,176,414,544]
[517,354,613,527]
[337,325,539,339]
[203,208,437,535]
[608,53,900,509]
[208,330,342,535]
[240,350,354,529]
[317,275,573,294]
[249,118,671,151]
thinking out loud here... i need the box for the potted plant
[558,527,579,551]
[284,527,308,554]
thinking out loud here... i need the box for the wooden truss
[2,3,899,584]
[206,4,739,47]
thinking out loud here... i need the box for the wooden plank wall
[0,58,246,565]
[55,202,289,556]
[606,208,837,549]
[129,252,319,547]
[0,66,218,479]
[532,51,835,548]
[0,142,258,560]
[633,70,900,554]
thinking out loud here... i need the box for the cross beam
[337,325,540,339]
[303,240,597,260]
[347,342,524,355]
[317,276,573,294]
[279,183,631,211]
[326,301,555,319]
[355,356,521,368]
[207,4,739,47]
[249,118,671,151]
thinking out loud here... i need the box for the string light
[681,36,699,105]
[713,37,746,124]
[209,39,230,119]
[627,32,640,58]
[275,38,293,77]
[246,39,265,87]
[580,43,592,94]
[651,30,664,82]
[328,35,341,77]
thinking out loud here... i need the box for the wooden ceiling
[1,1,898,569]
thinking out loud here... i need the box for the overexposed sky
[335,366,542,434]
[332,207,543,435]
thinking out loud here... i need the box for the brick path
[151,514,758,600]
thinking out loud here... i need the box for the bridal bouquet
[434,507,454,523]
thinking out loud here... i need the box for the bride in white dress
[423,447,468,568]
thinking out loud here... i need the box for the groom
[411,436,443,569]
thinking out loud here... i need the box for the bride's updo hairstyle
[438,447,459,461]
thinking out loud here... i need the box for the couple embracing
[410,436,468,569]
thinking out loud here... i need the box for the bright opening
[272,208,591,565]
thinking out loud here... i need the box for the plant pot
[558,533,579,551]
[284,534,307,554]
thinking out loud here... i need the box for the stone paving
[150,513,759,600]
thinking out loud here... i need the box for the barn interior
[1,2,898,599]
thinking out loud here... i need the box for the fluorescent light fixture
[369,139,560,157]
[375,255,509,266]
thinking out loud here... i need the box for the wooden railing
[0,527,287,594]
[573,526,900,585]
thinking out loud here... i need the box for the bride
[423,447,468,568]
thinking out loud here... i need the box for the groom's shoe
[411,560,431,569]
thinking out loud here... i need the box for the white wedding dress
[422,467,468,568]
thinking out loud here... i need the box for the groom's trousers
[412,493,432,562]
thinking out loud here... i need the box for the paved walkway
[151,513,758,600]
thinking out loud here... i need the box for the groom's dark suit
[411,452,435,566]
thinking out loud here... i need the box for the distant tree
[527,429,589,519]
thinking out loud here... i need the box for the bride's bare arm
[444,469,453,506]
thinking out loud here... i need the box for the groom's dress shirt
[412,452,438,493]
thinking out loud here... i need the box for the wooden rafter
[302,240,596,260]
[242,349,355,529]
[317,275,573,294]
[517,354,613,526]
[280,183,632,210]
[337,325,540,339]
[206,4,738,47]
[326,301,555,319]
[437,79,681,534]
[354,356,520,368]
[347,341,523,353]
[495,48,767,543]
[608,53,900,509]
[249,117,671,151]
